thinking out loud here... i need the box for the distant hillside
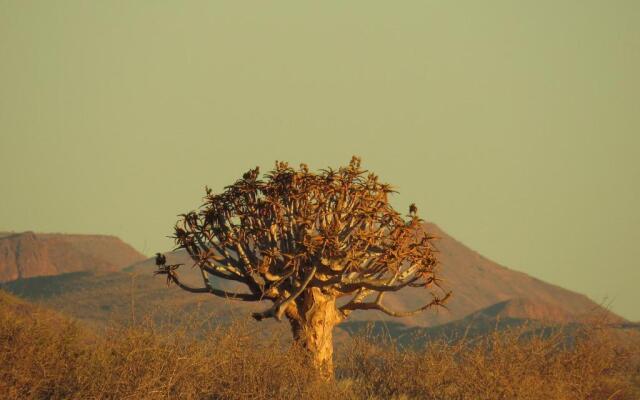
[0,288,71,331]
[462,297,574,322]
[0,232,145,282]
[364,222,625,326]
[341,298,638,348]
[0,270,264,327]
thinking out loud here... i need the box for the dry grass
[0,292,345,400]
[339,324,640,400]
[1,291,638,400]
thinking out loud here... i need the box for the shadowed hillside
[341,297,637,349]
[1,270,265,327]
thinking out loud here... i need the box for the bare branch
[340,291,451,317]
[200,263,248,283]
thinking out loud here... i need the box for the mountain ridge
[0,224,625,325]
[123,222,625,326]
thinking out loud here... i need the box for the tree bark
[289,287,342,378]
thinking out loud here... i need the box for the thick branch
[339,288,372,318]
[158,267,261,301]
[336,276,421,293]
[313,274,421,293]
[201,263,248,283]
[252,266,317,322]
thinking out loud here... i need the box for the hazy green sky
[1,1,638,320]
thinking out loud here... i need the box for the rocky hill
[0,232,146,282]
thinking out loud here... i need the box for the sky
[1,1,638,320]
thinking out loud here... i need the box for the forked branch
[252,266,317,321]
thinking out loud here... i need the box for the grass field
[1,290,639,400]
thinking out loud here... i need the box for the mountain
[360,223,624,326]
[0,232,146,282]
[125,222,618,325]
[3,222,624,331]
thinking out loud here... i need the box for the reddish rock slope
[0,232,145,282]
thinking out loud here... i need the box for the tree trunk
[289,287,342,378]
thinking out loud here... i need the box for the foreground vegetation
[1,291,638,400]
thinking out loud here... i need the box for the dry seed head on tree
[155,156,449,322]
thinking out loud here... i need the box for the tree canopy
[155,156,449,373]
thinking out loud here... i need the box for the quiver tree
[155,156,449,376]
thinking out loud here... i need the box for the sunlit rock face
[0,232,145,282]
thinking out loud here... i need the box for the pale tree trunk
[289,287,342,378]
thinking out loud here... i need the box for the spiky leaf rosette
[156,157,449,322]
